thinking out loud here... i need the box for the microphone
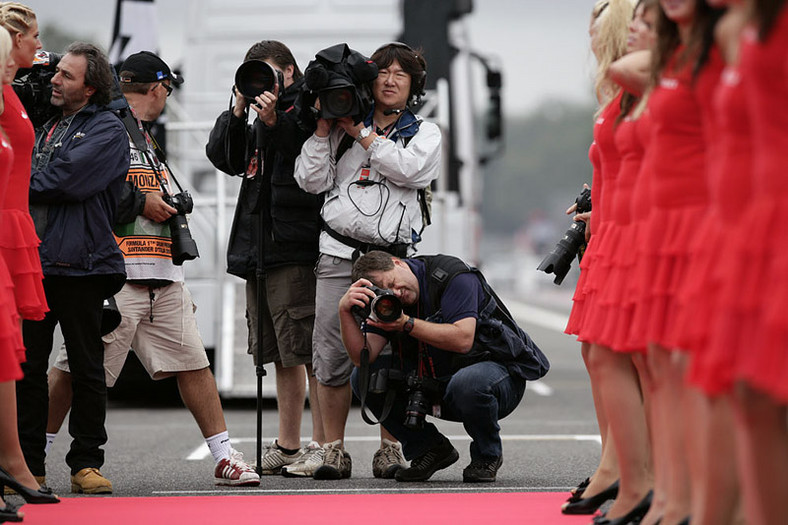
[383,108,404,116]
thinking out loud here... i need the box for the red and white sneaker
[215,449,261,486]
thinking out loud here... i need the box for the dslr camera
[302,43,378,124]
[352,286,403,323]
[403,371,444,430]
[537,187,592,285]
[162,191,200,265]
[12,50,62,128]
[234,60,284,102]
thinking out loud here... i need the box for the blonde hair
[0,25,11,66]
[0,2,36,37]
[591,0,636,111]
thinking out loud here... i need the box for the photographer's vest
[113,115,183,282]
[414,255,550,381]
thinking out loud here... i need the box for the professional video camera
[352,286,402,323]
[12,50,62,128]
[162,191,200,265]
[234,60,284,102]
[302,43,378,125]
[537,187,592,285]
[403,371,444,430]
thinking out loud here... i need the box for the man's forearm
[404,316,476,354]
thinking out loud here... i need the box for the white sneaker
[259,440,304,475]
[281,441,325,478]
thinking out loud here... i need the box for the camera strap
[358,330,399,426]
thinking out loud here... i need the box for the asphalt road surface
[35,287,601,499]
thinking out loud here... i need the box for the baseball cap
[119,51,184,86]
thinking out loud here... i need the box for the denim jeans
[351,358,526,461]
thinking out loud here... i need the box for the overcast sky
[25,0,597,117]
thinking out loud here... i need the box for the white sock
[44,433,57,456]
[205,431,232,463]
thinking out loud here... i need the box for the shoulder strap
[416,255,476,314]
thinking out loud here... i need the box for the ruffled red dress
[0,129,26,382]
[566,92,623,340]
[628,47,723,349]
[0,85,47,320]
[707,14,788,402]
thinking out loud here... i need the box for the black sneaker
[394,437,459,482]
[462,455,503,482]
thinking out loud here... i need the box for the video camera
[536,187,592,285]
[12,50,62,128]
[302,43,378,125]
[162,191,199,265]
[352,286,403,323]
[234,60,284,102]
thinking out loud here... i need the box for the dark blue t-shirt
[364,259,486,378]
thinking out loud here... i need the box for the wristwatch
[403,316,415,334]
[356,127,371,142]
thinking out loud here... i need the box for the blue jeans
[351,359,526,461]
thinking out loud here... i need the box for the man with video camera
[46,51,259,490]
[17,42,129,494]
[294,42,441,480]
[339,251,549,482]
[205,40,325,476]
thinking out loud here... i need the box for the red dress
[628,47,723,349]
[566,92,623,340]
[711,13,788,402]
[0,85,47,320]
[0,130,26,382]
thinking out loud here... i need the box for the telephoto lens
[234,60,283,101]
[537,187,592,285]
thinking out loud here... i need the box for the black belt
[322,223,409,260]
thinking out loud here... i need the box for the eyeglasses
[159,82,173,97]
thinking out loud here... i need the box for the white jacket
[294,116,441,259]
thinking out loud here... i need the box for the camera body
[234,60,285,102]
[352,286,403,323]
[537,187,592,285]
[162,191,199,265]
[302,43,378,124]
[403,371,444,430]
[13,51,62,128]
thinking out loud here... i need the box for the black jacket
[205,78,322,278]
[30,104,129,280]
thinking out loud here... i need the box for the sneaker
[259,441,304,475]
[281,441,324,478]
[394,436,459,482]
[71,468,113,494]
[462,455,503,482]
[372,438,407,479]
[215,449,261,486]
[313,440,351,480]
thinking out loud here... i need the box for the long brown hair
[650,0,724,85]
[617,0,660,124]
[753,0,786,39]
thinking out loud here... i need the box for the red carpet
[19,492,595,524]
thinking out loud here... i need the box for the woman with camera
[294,42,441,480]
[0,2,59,512]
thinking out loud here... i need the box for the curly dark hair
[64,42,114,106]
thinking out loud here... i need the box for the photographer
[45,51,259,489]
[17,42,129,495]
[340,251,549,482]
[205,40,324,475]
[294,42,441,480]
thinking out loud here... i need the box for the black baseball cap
[119,51,184,86]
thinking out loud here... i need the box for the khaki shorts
[312,255,355,386]
[246,265,316,368]
[54,281,209,387]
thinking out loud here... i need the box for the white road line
[153,486,577,495]
[187,434,601,461]
[504,300,569,334]
[528,380,554,396]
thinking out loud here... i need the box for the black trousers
[18,275,115,476]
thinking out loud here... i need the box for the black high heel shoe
[562,479,620,515]
[592,490,653,525]
[0,466,59,504]
[568,477,592,501]
[0,498,23,523]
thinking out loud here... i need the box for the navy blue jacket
[30,104,130,279]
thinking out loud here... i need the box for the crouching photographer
[340,251,550,483]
